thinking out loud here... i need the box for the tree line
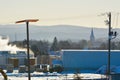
[10,37,120,57]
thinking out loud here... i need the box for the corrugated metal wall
[62,50,120,70]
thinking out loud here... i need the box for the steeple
[90,28,95,42]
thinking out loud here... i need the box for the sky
[0,0,120,28]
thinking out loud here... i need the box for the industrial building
[61,50,120,71]
[0,51,35,69]
[0,36,35,69]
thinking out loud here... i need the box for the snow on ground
[8,77,59,80]
[0,73,106,80]
[0,70,107,80]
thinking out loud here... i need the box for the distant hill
[0,24,119,42]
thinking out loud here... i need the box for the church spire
[90,28,95,42]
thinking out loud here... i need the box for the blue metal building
[61,50,120,72]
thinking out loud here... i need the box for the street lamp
[16,19,39,80]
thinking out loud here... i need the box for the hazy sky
[0,0,120,28]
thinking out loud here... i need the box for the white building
[0,36,35,68]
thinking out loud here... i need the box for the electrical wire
[39,14,97,21]
[112,14,116,28]
[116,13,119,27]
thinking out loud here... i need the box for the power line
[112,14,116,28]
[39,14,98,21]
[116,13,119,27]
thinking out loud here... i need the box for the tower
[89,28,95,49]
[90,28,95,43]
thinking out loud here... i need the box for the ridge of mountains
[0,24,119,42]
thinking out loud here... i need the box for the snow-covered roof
[61,49,120,52]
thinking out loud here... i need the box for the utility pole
[100,12,118,79]
[106,12,117,79]
[108,12,111,78]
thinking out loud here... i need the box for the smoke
[0,36,27,54]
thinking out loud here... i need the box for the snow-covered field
[0,72,107,80]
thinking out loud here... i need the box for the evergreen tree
[50,37,59,51]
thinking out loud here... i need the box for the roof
[61,49,120,52]
[52,59,62,65]
[48,51,61,56]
